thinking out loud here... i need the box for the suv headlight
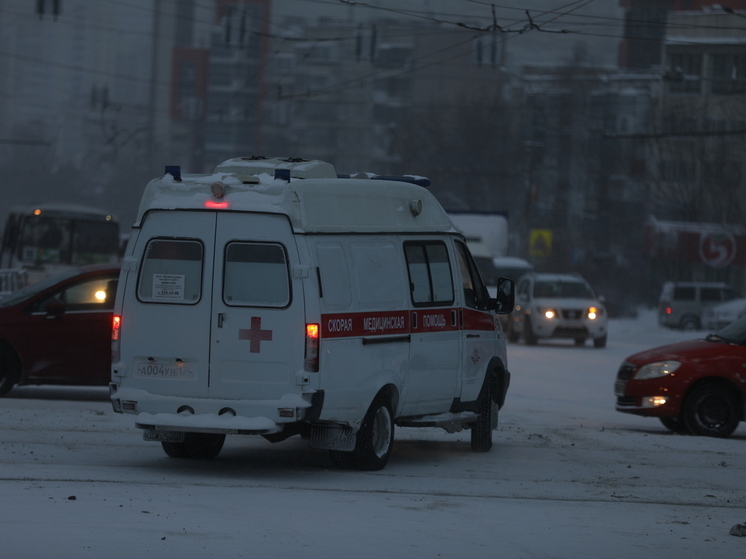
[587,306,603,320]
[633,360,681,380]
[538,307,558,319]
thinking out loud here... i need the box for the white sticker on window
[152,274,185,300]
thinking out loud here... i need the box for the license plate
[136,362,196,379]
[614,381,626,397]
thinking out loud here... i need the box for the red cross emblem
[471,349,480,365]
[238,317,273,353]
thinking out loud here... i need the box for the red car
[615,316,746,437]
[0,264,119,396]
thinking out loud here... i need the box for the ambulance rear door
[123,210,216,398]
[207,212,306,400]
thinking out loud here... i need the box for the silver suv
[658,281,741,330]
[512,273,608,348]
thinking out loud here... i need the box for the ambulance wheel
[162,433,226,459]
[352,396,394,471]
[471,382,496,452]
[0,345,21,397]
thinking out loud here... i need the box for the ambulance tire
[352,396,394,471]
[471,381,495,452]
[161,433,226,459]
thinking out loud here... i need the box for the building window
[209,64,233,87]
[474,34,500,66]
[661,158,696,185]
[667,53,702,94]
[711,54,746,95]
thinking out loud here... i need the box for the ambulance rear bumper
[110,385,324,435]
[136,411,282,436]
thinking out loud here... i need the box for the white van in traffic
[110,157,514,470]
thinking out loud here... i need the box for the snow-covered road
[1,310,744,558]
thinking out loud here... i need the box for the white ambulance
[110,157,514,470]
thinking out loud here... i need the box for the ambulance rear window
[137,239,203,304]
[223,242,290,308]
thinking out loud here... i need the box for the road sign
[529,229,552,257]
[699,231,736,268]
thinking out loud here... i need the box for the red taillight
[665,307,672,315]
[112,315,121,362]
[204,200,229,209]
[304,323,320,372]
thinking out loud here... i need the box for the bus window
[71,220,120,265]
[0,204,120,290]
[20,217,71,264]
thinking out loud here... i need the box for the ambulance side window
[455,241,489,310]
[223,242,290,308]
[137,239,203,304]
[404,241,454,307]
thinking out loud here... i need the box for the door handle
[218,313,224,328]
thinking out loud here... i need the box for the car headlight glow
[633,360,681,380]
[587,306,600,320]
[642,396,668,407]
[539,307,557,319]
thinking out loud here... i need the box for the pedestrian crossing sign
[529,229,552,257]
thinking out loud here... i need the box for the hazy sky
[270,0,626,67]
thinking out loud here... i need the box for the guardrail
[0,268,28,297]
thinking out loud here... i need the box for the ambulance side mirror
[492,277,515,315]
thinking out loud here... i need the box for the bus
[0,204,120,293]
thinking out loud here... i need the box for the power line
[0,1,736,97]
[0,138,52,146]
[605,129,746,140]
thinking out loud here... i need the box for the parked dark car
[0,264,119,396]
[614,315,746,437]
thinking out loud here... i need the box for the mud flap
[310,424,356,451]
